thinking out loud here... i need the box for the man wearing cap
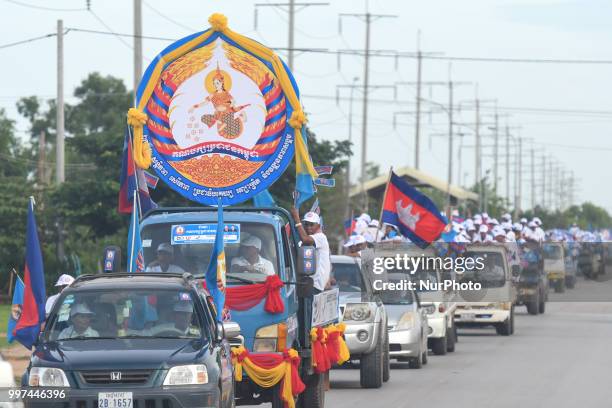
[290,207,331,293]
[492,226,507,243]
[231,235,275,276]
[473,224,493,243]
[151,301,200,337]
[146,243,185,273]
[45,274,75,316]
[363,219,383,244]
[344,234,367,258]
[58,304,99,339]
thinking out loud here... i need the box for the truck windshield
[47,289,204,341]
[543,244,562,260]
[141,222,279,284]
[332,262,362,293]
[460,251,506,288]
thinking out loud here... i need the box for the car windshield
[380,274,414,304]
[332,261,362,293]
[47,289,204,341]
[460,251,507,288]
[543,244,563,260]
[142,222,279,284]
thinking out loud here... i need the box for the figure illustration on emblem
[188,63,250,140]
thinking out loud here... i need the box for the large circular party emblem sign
[137,23,297,206]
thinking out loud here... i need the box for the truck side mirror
[297,246,316,276]
[222,321,241,339]
[511,265,520,277]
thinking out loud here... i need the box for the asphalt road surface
[327,272,612,408]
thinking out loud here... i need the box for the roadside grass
[0,304,17,349]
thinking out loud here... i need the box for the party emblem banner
[138,25,297,206]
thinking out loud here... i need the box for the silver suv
[331,255,390,389]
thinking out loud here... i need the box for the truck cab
[140,207,325,408]
[454,245,516,336]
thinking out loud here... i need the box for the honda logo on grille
[110,372,122,381]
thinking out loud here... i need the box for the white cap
[70,303,94,316]
[368,219,380,228]
[55,274,75,287]
[358,213,372,224]
[302,212,321,224]
[533,217,542,226]
[241,235,262,250]
[343,236,356,248]
[501,222,512,231]
[513,222,522,231]
[482,212,489,219]
[464,219,474,228]
[520,218,527,224]
[492,226,505,237]
[353,235,366,245]
[501,213,511,221]
[528,221,537,228]
[479,224,489,233]
[488,218,499,226]
[467,224,476,232]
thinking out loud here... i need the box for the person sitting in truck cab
[151,301,200,337]
[58,303,100,340]
[230,235,275,276]
[146,243,185,273]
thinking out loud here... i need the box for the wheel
[538,295,546,314]
[446,322,456,352]
[299,373,324,408]
[496,312,513,336]
[526,292,539,315]
[382,332,390,382]
[422,349,428,365]
[360,335,383,388]
[554,280,565,293]
[510,309,515,335]
[408,354,423,369]
[430,335,447,355]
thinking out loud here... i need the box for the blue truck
[140,206,325,408]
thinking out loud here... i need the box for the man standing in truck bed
[290,207,331,294]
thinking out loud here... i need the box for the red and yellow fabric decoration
[231,346,305,408]
[225,275,285,314]
[310,323,350,373]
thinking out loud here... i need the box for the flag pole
[128,126,143,219]
[129,190,138,273]
[376,167,394,243]
[8,268,14,297]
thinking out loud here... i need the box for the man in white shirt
[45,274,75,316]
[146,243,185,273]
[230,235,275,276]
[58,304,100,340]
[290,208,331,293]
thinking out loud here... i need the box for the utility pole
[515,137,522,218]
[493,110,499,195]
[531,148,535,210]
[548,158,553,210]
[340,11,397,211]
[414,47,422,169]
[133,0,142,93]
[56,19,65,262]
[542,155,546,209]
[475,98,481,209]
[447,78,454,207]
[336,77,359,220]
[38,130,46,185]
[505,125,510,205]
[255,2,329,71]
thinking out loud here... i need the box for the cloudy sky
[2,0,611,212]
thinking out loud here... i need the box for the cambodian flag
[13,198,46,349]
[381,171,448,248]
[118,127,156,214]
[7,275,24,343]
[344,218,356,236]
[206,199,226,321]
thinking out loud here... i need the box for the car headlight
[394,312,416,330]
[422,304,436,315]
[163,365,208,386]
[343,303,373,321]
[29,367,70,387]
[253,323,288,352]
[253,338,277,352]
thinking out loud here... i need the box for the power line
[3,0,86,12]
[142,1,197,33]
[0,32,58,50]
[87,9,133,50]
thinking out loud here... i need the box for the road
[326,274,612,408]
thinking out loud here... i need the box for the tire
[446,322,456,353]
[408,354,422,369]
[496,312,513,336]
[299,373,324,408]
[538,295,546,314]
[527,292,539,315]
[360,336,383,388]
[430,335,447,356]
[422,349,428,365]
[382,331,390,383]
[554,280,565,293]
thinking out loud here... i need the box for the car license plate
[98,392,133,408]
[461,313,475,321]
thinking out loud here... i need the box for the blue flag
[206,200,226,321]
[127,191,145,273]
[14,198,46,349]
[7,276,24,343]
[253,189,276,208]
